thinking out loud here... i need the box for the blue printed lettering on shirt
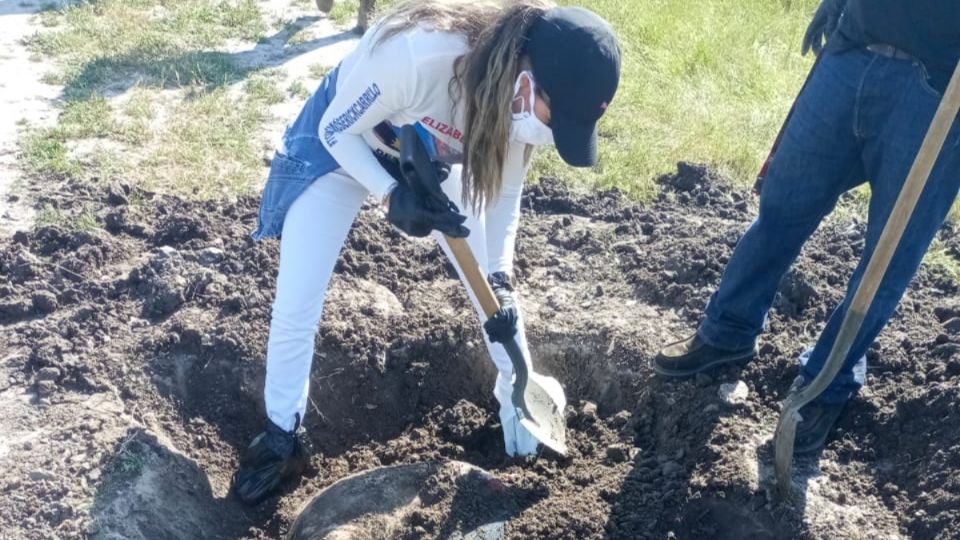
[323,83,382,147]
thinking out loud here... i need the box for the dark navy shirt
[828,0,960,92]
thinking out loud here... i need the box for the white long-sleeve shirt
[318,24,531,275]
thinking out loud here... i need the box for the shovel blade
[516,373,567,455]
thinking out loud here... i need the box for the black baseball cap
[525,7,621,167]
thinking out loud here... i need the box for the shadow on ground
[60,16,355,100]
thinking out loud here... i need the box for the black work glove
[386,181,469,238]
[802,0,846,56]
[483,272,519,344]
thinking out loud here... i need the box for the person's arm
[481,143,531,344]
[485,142,530,276]
[318,35,417,200]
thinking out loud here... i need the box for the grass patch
[28,0,267,98]
[328,0,361,27]
[20,128,81,178]
[307,62,331,79]
[924,240,960,285]
[244,74,286,105]
[22,0,284,199]
[140,86,274,198]
[534,0,818,198]
[288,79,311,99]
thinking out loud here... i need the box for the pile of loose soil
[1,164,959,539]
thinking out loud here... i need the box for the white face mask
[509,71,554,146]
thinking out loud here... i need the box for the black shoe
[791,378,848,454]
[232,416,308,505]
[654,334,756,377]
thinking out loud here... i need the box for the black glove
[483,272,519,344]
[802,0,846,56]
[386,181,469,238]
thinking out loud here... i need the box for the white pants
[263,167,538,455]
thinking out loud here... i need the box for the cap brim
[551,115,598,168]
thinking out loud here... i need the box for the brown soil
[1,163,959,539]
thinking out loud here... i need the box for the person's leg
[801,56,960,404]
[696,51,873,353]
[432,166,539,456]
[265,170,369,431]
[236,168,368,504]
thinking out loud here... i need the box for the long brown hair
[374,0,554,210]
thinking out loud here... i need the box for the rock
[36,367,61,381]
[718,380,749,405]
[29,469,56,482]
[581,402,598,418]
[31,291,59,314]
[156,246,179,259]
[197,247,225,266]
[106,184,129,206]
[606,444,634,463]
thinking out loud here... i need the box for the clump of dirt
[1,164,959,539]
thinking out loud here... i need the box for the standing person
[233,0,621,504]
[655,0,960,453]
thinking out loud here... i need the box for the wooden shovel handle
[445,236,501,318]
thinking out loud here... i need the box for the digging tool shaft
[774,60,960,498]
[445,237,533,419]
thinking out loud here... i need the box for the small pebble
[36,367,61,381]
[718,380,749,404]
[29,469,55,482]
[31,291,58,314]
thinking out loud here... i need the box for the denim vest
[252,67,342,240]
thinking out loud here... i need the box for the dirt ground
[2,163,960,539]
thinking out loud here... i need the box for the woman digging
[233,0,621,504]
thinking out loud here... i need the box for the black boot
[789,377,848,454]
[233,416,308,505]
[654,334,756,377]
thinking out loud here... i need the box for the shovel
[773,60,960,498]
[398,125,568,456]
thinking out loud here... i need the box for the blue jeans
[698,48,960,403]
[252,67,341,240]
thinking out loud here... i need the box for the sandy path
[0,0,67,236]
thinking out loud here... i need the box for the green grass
[244,72,287,105]
[307,63,331,79]
[923,239,960,284]
[20,128,81,178]
[20,0,281,199]
[328,0,361,26]
[534,0,819,199]
[288,79,312,99]
[28,0,267,99]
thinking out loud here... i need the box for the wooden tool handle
[445,236,500,317]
